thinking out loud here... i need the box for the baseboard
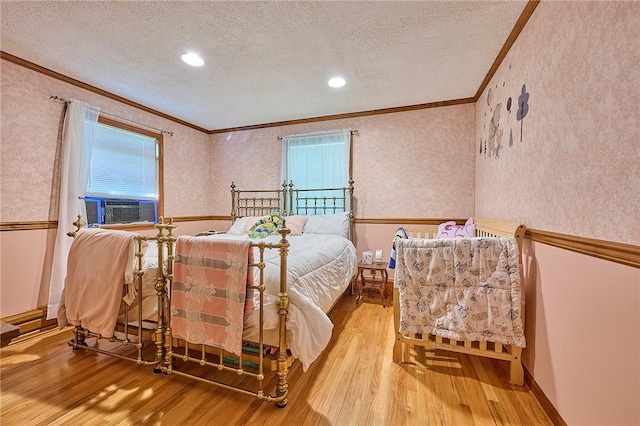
[525,367,567,426]
[1,307,57,343]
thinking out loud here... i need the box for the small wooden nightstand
[356,261,389,307]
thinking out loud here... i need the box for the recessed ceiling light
[328,77,346,88]
[181,53,204,67]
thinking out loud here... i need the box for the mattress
[120,241,165,323]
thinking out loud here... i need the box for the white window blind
[86,122,158,200]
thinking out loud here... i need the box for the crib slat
[495,343,503,353]
[480,341,487,351]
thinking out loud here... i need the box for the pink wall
[475,1,640,246]
[0,60,214,222]
[0,229,55,315]
[475,2,640,424]
[0,221,220,317]
[0,59,215,317]
[523,241,639,425]
[210,104,476,219]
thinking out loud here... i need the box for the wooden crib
[393,218,527,386]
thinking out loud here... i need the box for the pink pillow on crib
[437,218,476,239]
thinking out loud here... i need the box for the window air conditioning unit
[84,198,157,225]
[104,200,141,224]
[106,200,157,224]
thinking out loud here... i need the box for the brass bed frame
[64,180,355,407]
[162,180,355,407]
[393,218,527,386]
[161,225,293,406]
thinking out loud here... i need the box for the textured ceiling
[1,1,528,131]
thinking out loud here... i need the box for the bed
[60,216,176,368]
[59,181,356,407]
[392,218,527,385]
[161,180,357,407]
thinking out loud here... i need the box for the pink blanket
[171,236,253,355]
[64,228,136,338]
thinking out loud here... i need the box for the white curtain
[281,129,350,191]
[47,100,99,319]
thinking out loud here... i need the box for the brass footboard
[161,224,292,407]
[65,216,175,369]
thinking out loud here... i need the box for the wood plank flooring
[0,294,553,425]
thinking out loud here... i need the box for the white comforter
[203,232,357,371]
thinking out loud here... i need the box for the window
[282,130,351,189]
[281,130,352,215]
[84,117,162,226]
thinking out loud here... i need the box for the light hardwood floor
[0,294,553,425]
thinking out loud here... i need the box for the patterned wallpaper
[475,1,640,245]
[1,58,475,223]
[210,104,477,219]
[4,0,637,246]
[0,60,212,222]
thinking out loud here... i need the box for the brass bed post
[151,217,172,371]
[347,178,355,240]
[230,182,237,223]
[158,217,176,374]
[275,221,291,408]
[67,215,87,348]
[132,235,146,362]
[281,181,288,216]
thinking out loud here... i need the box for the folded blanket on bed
[64,228,137,338]
[395,237,526,347]
[388,227,408,269]
[171,236,254,355]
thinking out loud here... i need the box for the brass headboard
[230,181,288,221]
[285,178,354,217]
[230,179,355,236]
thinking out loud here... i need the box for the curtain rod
[49,95,174,137]
[276,129,359,141]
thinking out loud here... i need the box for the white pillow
[304,212,351,239]
[227,217,250,235]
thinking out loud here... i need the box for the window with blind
[84,118,161,226]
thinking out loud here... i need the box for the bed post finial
[281,180,288,216]
[67,215,86,237]
[287,181,294,216]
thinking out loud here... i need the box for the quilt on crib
[395,237,526,348]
